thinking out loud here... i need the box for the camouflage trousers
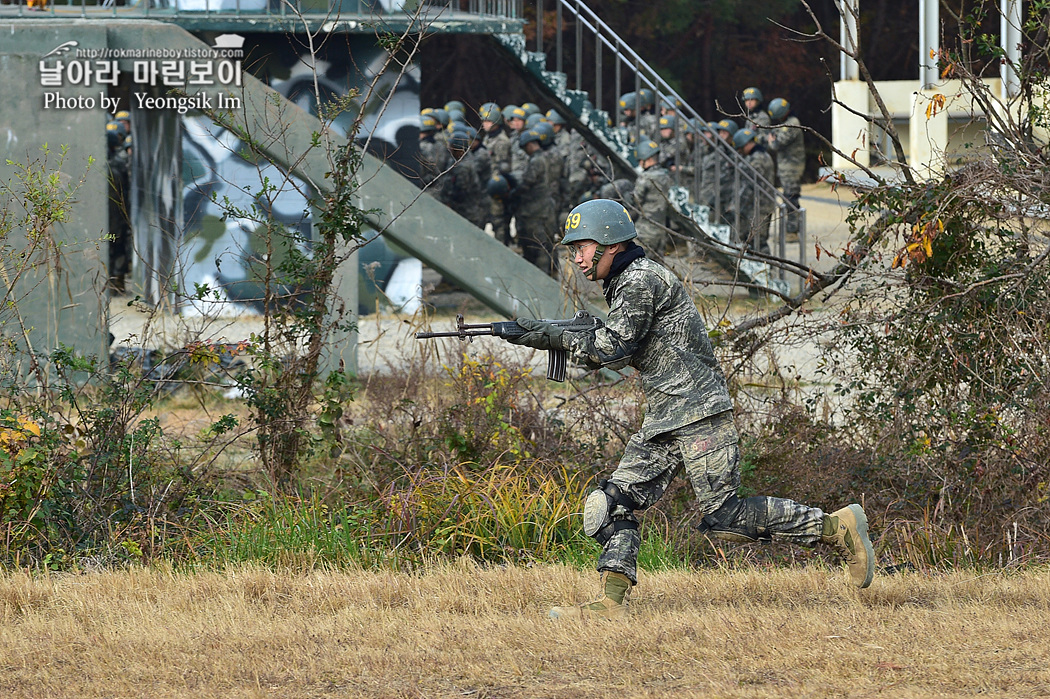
[597,410,825,584]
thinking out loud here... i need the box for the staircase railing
[535,0,806,273]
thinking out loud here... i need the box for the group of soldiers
[106,111,133,294]
[414,85,806,275]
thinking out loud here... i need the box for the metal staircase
[495,0,808,295]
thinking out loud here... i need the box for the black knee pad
[583,480,639,546]
[697,495,771,543]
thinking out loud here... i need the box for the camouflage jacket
[483,129,512,174]
[633,165,672,225]
[745,109,771,132]
[767,116,805,178]
[417,136,448,187]
[563,255,734,439]
[512,148,557,219]
[741,147,775,218]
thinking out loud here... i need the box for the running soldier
[506,199,875,619]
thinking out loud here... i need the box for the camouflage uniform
[745,107,771,133]
[107,141,131,292]
[417,133,449,188]
[632,164,673,255]
[739,144,775,254]
[767,115,805,232]
[483,127,513,244]
[437,149,486,229]
[561,255,824,584]
[512,147,559,276]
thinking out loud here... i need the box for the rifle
[415,310,602,382]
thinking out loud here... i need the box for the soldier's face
[745,98,759,111]
[509,117,525,131]
[482,120,496,131]
[572,240,618,280]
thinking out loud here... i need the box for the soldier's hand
[508,317,565,351]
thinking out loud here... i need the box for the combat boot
[549,571,632,619]
[822,504,875,588]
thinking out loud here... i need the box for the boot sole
[847,503,875,589]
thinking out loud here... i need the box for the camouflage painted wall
[174,32,421,315]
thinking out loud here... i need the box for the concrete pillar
[838,0,860,81]
[1001,0,1022,98]
[0,22,110,371]
[919,0,940,89]
[909,89,949,177]
[832,80,870,169]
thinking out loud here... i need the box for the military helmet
[732,127,758,150]
[525,113,545,128]
[478,102,502,124]
[658,116,675,131]
[504,105,527,124]
[114,110,131,122]
[432,108,450,126]
[767,97,791,122]
[447,108,466,124]
[638,88,655,109]
[487,173,511,198]
[419,114,439,133]
[533,121,555,146]
[519,128,543,148]
[449,130,472,151]
[561,198,637,246]
[420,107,435,116]
[635,139,661,161]
[716,118,739,135]
[545,109,567,125]
[520,102,541,117]
[618,91,638,111]
[105,121,124,149]
[444,100,465,113]
[742,86,763,102]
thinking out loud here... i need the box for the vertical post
[595,35,603,113]
[919,0,939,89]
[537,0,544,55]
[575,0,582,90]
[838,0,860,81]
[1001,0,1022,98]
[614,43,621,116]
[556,0,563,75]
[633,61,641,152]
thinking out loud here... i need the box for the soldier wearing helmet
[741,86,771,131]
[479,102,513,245]
[106,119,132,294]
[416,113,448,188]
[436,127,486,230]
[632,139,674,255]
[731,127,775,255]
[766,97,805,236]
[510,129,559,276]
[505,199,875,619]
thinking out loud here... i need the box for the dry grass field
[1,561,1048,698]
